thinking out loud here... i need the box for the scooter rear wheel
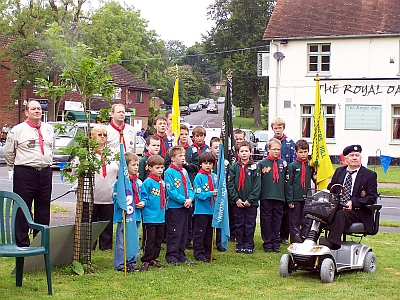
[363,251,377,273]
[320,258,335,283]
[279,254,293,277]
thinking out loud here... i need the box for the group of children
[112,113,315,272]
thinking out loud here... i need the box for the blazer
[328,166,378,233]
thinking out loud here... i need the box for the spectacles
[269,148,281,151]
[97,133,107,137]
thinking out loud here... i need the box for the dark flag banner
[222,71,235,164]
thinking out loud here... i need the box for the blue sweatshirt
[140,177,166,224]
[164,165,195,209]
[193,172,217,215]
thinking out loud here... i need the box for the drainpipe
[271,39,280,117]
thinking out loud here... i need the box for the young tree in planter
[36,28,120,269]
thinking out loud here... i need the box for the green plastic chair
[0,191,52,295]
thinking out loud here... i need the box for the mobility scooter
[279,184,382,283]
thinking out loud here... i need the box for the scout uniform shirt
[193,171,218,215]
[106,123,136,154]
[285,160,315,205]
[258,158,287,201]
[164,166,194,209]
[140,177,165,224]
[228,161,261,207]
[4,122,55,169]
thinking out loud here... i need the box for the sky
[90,0,215,47]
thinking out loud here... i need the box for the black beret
[343,145,362,156]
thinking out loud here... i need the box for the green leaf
[72,261,85,275]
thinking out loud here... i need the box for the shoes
[182,259,195,265]
[264,248,273,252]
[217,246,226,252]
[243,249,253,254]
[273,248,280,253]
[236,248,244,253]
[229,237,236,242]
[149,260,164,268]
[168,261,179,266]
[197,257,210,263]
[140,262,150,271]
[280,239,289,245]
[116,265,140,273]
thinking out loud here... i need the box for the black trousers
[166,208,189,263]
[92,203,114,250]
[289,202,310,242]
[186,205,194,244]
[193,214,213,260]
[327,210,362,249]
[13,166,52,247]
[141,223,164,263]
[279,202,289,240]
[260,200,284,249]
[233,205,257,250]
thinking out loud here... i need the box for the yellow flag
[309,76,334,189]
[171,78,180,146]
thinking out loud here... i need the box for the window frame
[392,105,400,142]
[307,43,331,76]
[135,91,143,104]
[300,104,336,142]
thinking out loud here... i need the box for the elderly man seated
[319,145,378,250]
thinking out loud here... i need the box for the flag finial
[226,69,233,79]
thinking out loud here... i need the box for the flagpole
[210,228,215,263]
[123,210,127,276]
[171,65,180,146]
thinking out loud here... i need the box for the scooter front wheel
[320,258,335,283]
[363,251,377,273]
[279,254,293,277]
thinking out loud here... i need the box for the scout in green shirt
[139,135,161,181]
[285,139,315,243]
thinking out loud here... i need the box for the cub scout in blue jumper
[139,155,166,271]
[258,138,288,253]
[164,146,195,265]
[228,141,261,254]
[193,152,218,262]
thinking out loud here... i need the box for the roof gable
[264,0,400,40]
[109,64,153,91]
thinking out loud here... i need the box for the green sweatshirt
[258,158,287,201]
[285,160,315,204]
[228,161,261,207]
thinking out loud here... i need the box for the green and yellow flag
[171,77,180,146]
[309,76,334,189]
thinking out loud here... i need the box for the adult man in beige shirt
[107,104,136,154]
[4,100,55,246]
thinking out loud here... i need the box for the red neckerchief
[145,152,151,157]
[154,133,167,157]
[275,134,287,143]
[199,168,214,207]
[110,121,126,150]
[169,163,188,198]
[147,173,166,209]
[94,149,107,177]
[180,142,189,149]
[238,160,249,191]
[296,157,309,189]
[26,120,44,155]
[193,142,206,153]
[129,174,140,204]
[267,154,279,183]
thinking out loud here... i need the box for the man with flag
[309,76,334,189]
[112,143,139,274]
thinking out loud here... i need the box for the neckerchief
[238,160,249,191]
[296,157,309,189]
[129,174,140,204]
[154,133,167,157]
[145,152,151,157]
[26,120,44,155]
[193,142,206,154]
[148,173,166,209]
[180,142,189,149]
[275,134,287,143]
[169,163,188,198]
[110,121,126,150]
[199,168,214,207]
[267,154,279,183]
[94,149,107,178]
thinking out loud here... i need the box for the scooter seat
[345,222,366,234]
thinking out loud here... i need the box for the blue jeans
[114,221,141,270]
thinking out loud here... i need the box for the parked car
[136,135,145,156]
[188,103,201,112]
[198,99,209,108]
[206,103,219,114]
[217,97,225,104]
[180,105,191,115]
[254,130,269,159]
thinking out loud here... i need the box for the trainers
[217,246,226,252]
[244,249,253,254]
[236,248,244,253]
[168,261,179,266]
[140,262,150,271]
[150,260,164,268]
[280,239,289,245]
[197,257,209,263]
[183,259,195,265]
[116,265,140,273]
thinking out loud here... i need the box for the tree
[204,0,274,126]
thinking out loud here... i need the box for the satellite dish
[126,99,132,104]
[273,52,285,61]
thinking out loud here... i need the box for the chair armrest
[28,222,50,248]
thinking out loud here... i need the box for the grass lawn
[1,226,399,299]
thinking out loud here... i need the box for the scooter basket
[303,190,339,224]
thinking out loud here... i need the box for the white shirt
[106,123,136,154]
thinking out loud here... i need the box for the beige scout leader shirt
[4,122,55,170]
[106,123,136,154]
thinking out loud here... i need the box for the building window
[392,105,400,140]
[301,104,336,140]
[114,87,122,100]
[308,43,331,74]
[136,91,143,103]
